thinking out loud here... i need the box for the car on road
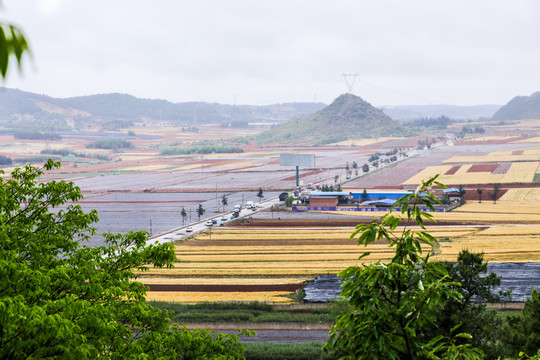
[221,215,228,221]
[185,227,193,233]
[205,221,213,226]
[211,219,218,224]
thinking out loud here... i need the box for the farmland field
[142,218,540,303]
[3,119,540,304]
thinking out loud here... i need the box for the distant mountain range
[256,93,408,145]
[6,87,540,132]
[491,92,540,120]
[0,88,326,126]
[381,104,501,120]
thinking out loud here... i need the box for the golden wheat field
[333,198,540,222]
[139,277,313,285]
[145,291,293,303]
[500,188,540,201]
[403,161,539,185]
[442,146,540,163]
[143,218,540,302]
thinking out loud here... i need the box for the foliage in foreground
[325,174,540,359]
[425,250,509,359]
[498,289,540,359]
[0,160,250,359]
[325,175,484,359]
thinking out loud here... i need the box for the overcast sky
[2,0,540,106]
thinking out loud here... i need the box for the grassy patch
[148,301,335,323]
[244,342,340,360]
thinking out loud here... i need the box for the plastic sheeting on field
[303,263,540,303]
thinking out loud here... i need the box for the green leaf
[0,27,8,77]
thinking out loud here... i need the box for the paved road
[148,196,283,245]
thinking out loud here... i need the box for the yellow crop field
[334,199,540,222]
[468,136,514,142]
[145,291,294,303]
[402,166,453,185]
[500,188,540,201]
[197,231,352,241]
[0,142,64,154]
[144,209,540,302]
[517,137,540,143]
[443,146,540,163]
[139,277,313,285]
[479,225,540,235]
[438,236,540,262]
[176,245,360,254]
[403,162,538,185]
[176,253,364,262]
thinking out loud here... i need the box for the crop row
[500,188,540,201]
[145,291,292,303]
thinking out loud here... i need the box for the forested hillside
[0,87,326,127]
[256,93,409,145]
[492,91,540,120]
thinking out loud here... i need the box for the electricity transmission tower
[342,73,359,94]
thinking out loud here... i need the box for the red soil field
[468,164,499,173]
[445,166,461,175]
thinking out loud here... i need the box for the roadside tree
[221,194,228,211]
[181,207,187,225]
[257,188,264,202]
[197,203,206,220]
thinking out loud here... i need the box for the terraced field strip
[145,291,293,303]
[142,221,540,302]
[500,188,540,201]
[443,147,540,163]
[439,235,540,262]
[139,277,313,285]
[403,162,539,185]
[479,225,540,235]
[333,199,540,222]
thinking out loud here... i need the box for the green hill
[491,91,540,120]
[256,93,408,145]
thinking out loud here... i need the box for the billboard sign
[279,154,315,167]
